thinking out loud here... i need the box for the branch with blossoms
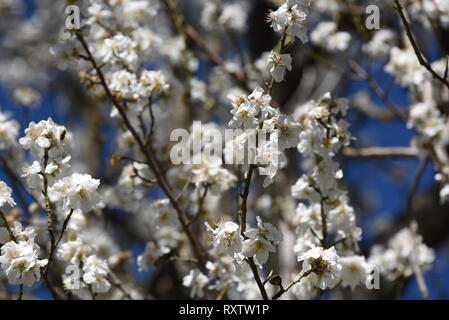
[0,0,447,301]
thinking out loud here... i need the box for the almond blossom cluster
[0,182,47,287]
[369,228,434,280]
[287,93,372,296]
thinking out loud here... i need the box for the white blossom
[99,33,138,68]
[19,118,69,159]
[298,246,341,290]
[49,173,101,212]
[385,47,426,87]
[339,255,370,290]
[82,255,111,294]
[109,70,138,99]
[137,241,170,271]
[206,220,243,256]
[138,70,170,97]
[0,240,47,287]
[0,112,19,150]
[0,181,15,208]
[311,21,351,52]
[242,237,276,265]
[266,51,292,82]
[183,269,209,298]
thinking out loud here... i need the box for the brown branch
[247,257,270,300]
[184,25,250,92]
[394,0,449,90]
[272,269,314,300]
[187,185,209,227]
[342,147,418,159]
[239,164,256,235]
[238,164,269,300]
[348,60,408,121]
[405,157,429,218]
[0,210,16,242]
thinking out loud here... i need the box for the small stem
[238,164,269,300]
[272,269,314,300]
[216,285,228,300]
[405,157,429,218]
[320,197,327,248]
[55,209,74,247]
[187,185,209,227]
[42,148,56,278]
[148,95,155,136]
[240,164,256,235]
[268,26,289,95]
[247,257,270,300]
[17,284,23,300]
[0,210,16,242]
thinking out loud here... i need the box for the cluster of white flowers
[1,119,109,296]
[369,228,434,280]
[137,241,169,272]
[411,0,449,28]
[0,112,19,150]
[19,119,101,212]
[13,87,41,108]
[310,21,351,52]
[266,0,310,43]
[385,47,427,87]
[396,55,449,203]
[287,92,373,296]
[0,182,47,287]
[408,102,449,141]
[49,173,101,212]
[266,51,292,83]
[242,216,283,265]
[182,268,210,298]
[362,29,396,59]
[58,237,111,294]
[226,86,299,186]
[298,246,342,290]
[182,122,237,195]
[0,240,47,287]
[200,1,248,32]
[198,216,282,298]
[137,199,184,272]
[205,220,242,257]
[103,161,153,212]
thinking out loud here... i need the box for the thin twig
[247,257,270,300]
[349,60,408,121]
[17,284,23,300]
[184,25,250,92]
[405,157,429,218]
[272,269,314,300]
[55,209,74,247]
[394,0,449,90]
[0,210,16,242]
[187,185,209,227]
[238,164,269,300]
